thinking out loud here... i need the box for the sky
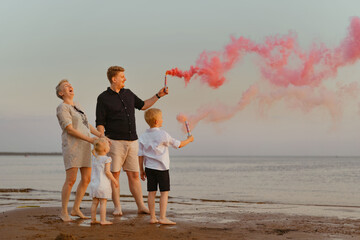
[1,0,360,156]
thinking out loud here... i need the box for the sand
[0,207,359,240]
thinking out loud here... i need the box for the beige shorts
[108,140,139,172]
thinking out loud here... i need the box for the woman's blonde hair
[144,108,162,127]
[55,79,69,99]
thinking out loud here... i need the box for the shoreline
[0,207,359,239]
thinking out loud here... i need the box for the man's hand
[157,87,168,98]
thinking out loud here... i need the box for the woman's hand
[89,137,98,144]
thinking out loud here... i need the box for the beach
[1,155,360,239]
[1,206,360,240]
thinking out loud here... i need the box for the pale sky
[1,0,360,156]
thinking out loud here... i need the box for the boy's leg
[99,199,112,225]
[159,191,176,225]
[91,198,100,224]
[148,191,158,223]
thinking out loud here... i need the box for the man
[96,66,168,215]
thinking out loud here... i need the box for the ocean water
[1,155,359,219]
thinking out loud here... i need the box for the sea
[1,155,359,220]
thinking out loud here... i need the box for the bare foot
[59,213,72,222]
[149,217,159,224]
[137,206,150,214]
[113,208,123,216]
[159,218,176,225]
[91,220,100,224]
[70,209,89,219]
[100,220,113,225]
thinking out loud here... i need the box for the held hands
[112,180,119,188]
[140,170,146,181]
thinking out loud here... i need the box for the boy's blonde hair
[144,108,162,127]
[55,79,68,99]
[93,138,109,154]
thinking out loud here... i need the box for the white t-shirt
[138,128,181,170]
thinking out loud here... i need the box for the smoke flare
[170,17,360,131]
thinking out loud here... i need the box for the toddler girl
[89,138,118,225]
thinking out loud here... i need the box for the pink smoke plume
[176,85,259,133]
[167,17,360,89]
[170,17,360,131]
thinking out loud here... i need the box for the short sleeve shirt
[138,128,181,170]
[96,87,145,141]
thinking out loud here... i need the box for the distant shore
[1,152,359,157]
[0,152,61,156]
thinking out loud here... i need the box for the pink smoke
[167,17,360,89]
[170,17,360,131]
[177,85,259,132]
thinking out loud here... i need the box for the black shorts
[145,168,170,192]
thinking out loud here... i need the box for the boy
[138,108,194,225]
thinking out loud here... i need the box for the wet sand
[0,207,359,240]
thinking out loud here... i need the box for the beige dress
[56,102,91,170]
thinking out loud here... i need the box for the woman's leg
[91,198,100,224]
[60,167,78,221]
[100,199,112,225]
[71,167,91,218]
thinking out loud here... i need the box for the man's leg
[111,171,122,216]
[126,171,149,214]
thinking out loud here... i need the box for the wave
[1,188,360,209]
[0,188,34,193]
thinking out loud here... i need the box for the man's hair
[107,66,125,83]
[55,79,69,99]
[144,108,162,127]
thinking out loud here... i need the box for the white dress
[89,155,112,199]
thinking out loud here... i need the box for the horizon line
[0,152,359,158]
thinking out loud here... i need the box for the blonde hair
[144,108,162,127]
[107,66,125,83]
[93,138,109,155]
[55,79,69,99]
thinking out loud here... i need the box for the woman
[56,79,103,221]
